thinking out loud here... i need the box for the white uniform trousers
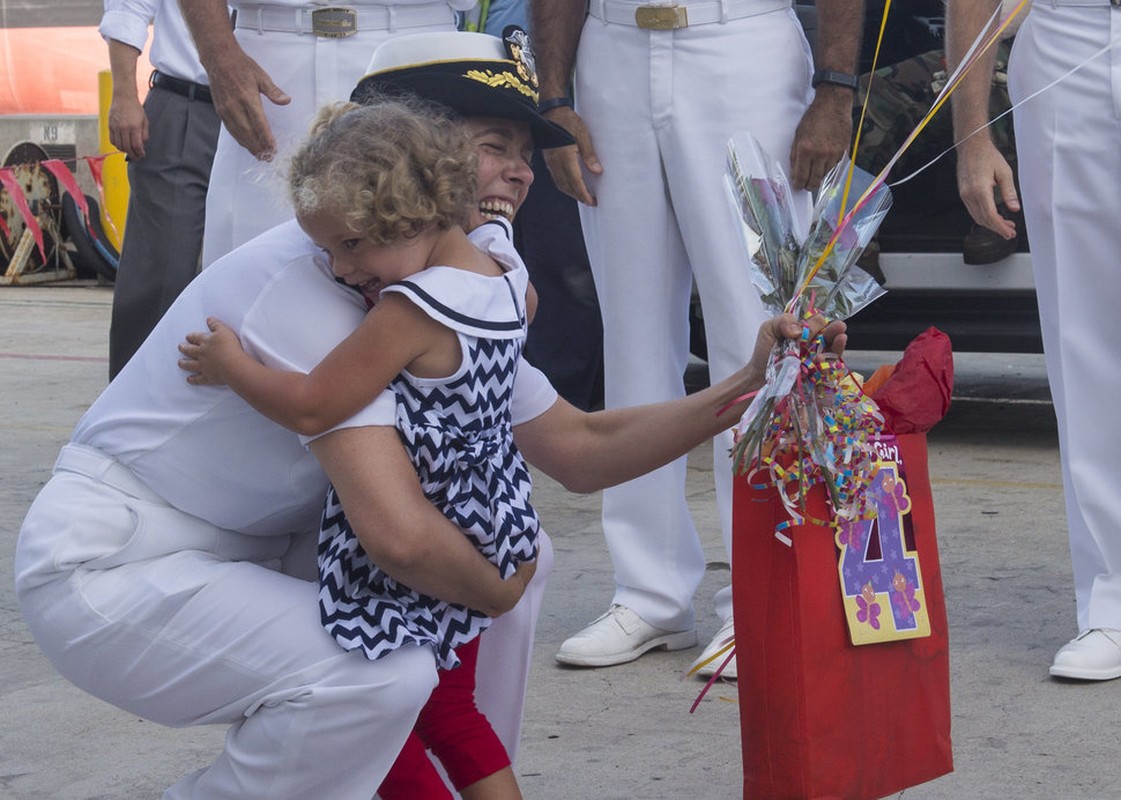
[14,444,552,797]
[1009,2,1121,631]
[574,2,813,629]
[201,4,457,266]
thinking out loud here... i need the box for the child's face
[298,208,436,303]
[462,117,535,230]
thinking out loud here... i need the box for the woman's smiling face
[462,116,535,229]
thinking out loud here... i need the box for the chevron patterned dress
[317,221,540,670]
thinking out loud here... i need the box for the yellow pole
[97,68,129,251]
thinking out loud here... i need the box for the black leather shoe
[962,206,1021,265]
[855,238,886,285]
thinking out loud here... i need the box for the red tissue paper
[869,327,954,434]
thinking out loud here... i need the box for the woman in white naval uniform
[950,0,1121,680]
[15,31,844,797]
[181,0,473,266]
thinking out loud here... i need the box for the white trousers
[574,4,813,629]
[14,444,552,797]
[201,10,456,266]
[1009,3,1121,631]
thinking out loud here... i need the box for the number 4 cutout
[835,451,932,645]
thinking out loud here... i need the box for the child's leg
[415,636,520,799]
[376,730,452,799]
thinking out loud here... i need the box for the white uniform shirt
[73,220,557,536]
[100,0,211,85]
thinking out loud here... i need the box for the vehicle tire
[61,192,118,282]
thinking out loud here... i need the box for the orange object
[859,363,896,398]
[0,27,148,115]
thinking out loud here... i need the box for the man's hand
[205,47,291,160]
[108,93,148,160]
[105,40,147,159]
[541,106,602,206]
[180,0,291,160]
[790,87,854,191]
[956,135,1019,240]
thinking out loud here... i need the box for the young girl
[179,99,535,800]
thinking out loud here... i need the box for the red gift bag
[733,432,953,799]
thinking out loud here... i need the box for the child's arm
[178,295,448,436]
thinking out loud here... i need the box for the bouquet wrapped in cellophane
[725,132,893,539]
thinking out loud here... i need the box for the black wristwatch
[811,69,859,91]
[538,96,573,113]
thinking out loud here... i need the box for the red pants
[377,636,511,798]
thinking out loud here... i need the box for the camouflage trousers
[854,41,1016,181]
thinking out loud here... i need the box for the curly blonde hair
[288,98,478,244]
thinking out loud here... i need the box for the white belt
[54,443,165,504]
[587,0,791,29]
[234,3,453,36]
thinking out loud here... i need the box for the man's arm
[531,0,602,205]
[310,426,534,617]
[789,0,864,191]
[948,0,1018,239]
[178,0,290,159]
[106,39,149,159]
[101,0,158,159]
[515,315,847,493]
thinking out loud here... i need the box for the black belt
[150,70,213,104]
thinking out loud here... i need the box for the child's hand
[177,317,244,386]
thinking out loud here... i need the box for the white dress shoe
[1049,629,1121,681]
[555,605,697,667]
[691,614,737,680]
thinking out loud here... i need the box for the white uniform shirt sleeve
[225,252,398,444]
[510,359,558,426]
[99,0,156,51]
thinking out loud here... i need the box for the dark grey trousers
[109,84,219,379]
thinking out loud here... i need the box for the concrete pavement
[2,282,1119,799]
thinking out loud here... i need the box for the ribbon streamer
[0,167,46,261]
[794,1,1031,304]
[0,152,119,261]
[42,159,93,234]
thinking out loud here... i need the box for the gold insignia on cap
[503,27,539,91]
[463,68,538,102]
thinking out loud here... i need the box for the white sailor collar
[379,219,528,340]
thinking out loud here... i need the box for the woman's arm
[179,295,443,436]
[310,426,535,616]
[515,315,846,493]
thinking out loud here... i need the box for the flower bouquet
[724,132,893,537]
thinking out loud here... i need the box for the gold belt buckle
[311,7,358,37]
[635,5,689,29]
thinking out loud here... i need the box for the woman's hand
[488,558,538,616]
[177,317,244,385]
[749,312,849,377]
